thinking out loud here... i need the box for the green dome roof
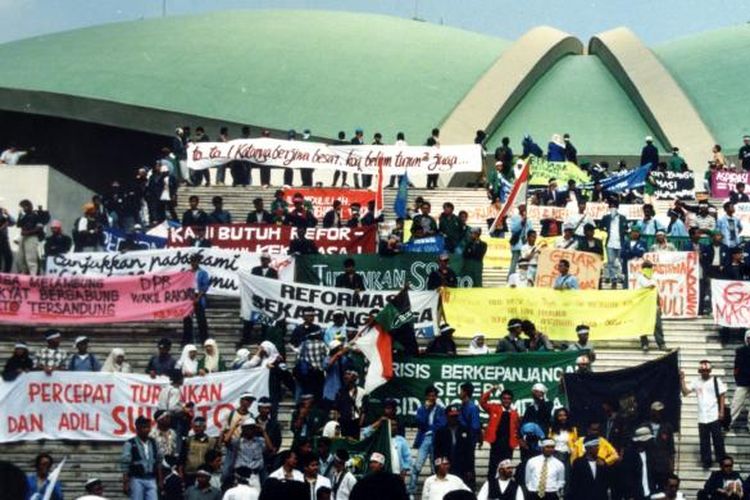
[0,10,510,141]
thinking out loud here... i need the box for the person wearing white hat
[427,251,458,290]
[554,222,579,250]
[649,230,677,253]
[567,325,596,364]
[731,331,750,431]
[2,341,33,381]
[426,323,458,355]
[228,418,272,485]
[524,439,565,499]
[648,401,676,470]
[68,336,102,372]
[421,456,470,500]
[569,435,609,500]
[640,136,659,175]
[523,383,553,432]
[34,329,68,374]
[468,334,489,355]
[324,310,350,347]
[620,426,667,499]
[43,219,73,258]
[184,465,221,500]
[477,459,523,500]
[680,360,727,468]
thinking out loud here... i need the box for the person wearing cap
[495,319,527,353]
[507,256,533,288]
[121,416,161,500]
[43,219,72,258]
[72,202,105,252]
[569,435,609,500]
[477,459,523,500]
[219,393,257,482]
[335,258,365,291]
[361,417,412,482]
[246,197,273,225]
[427,253,458,290]
[620,222,648,287]
[567,324,596,363]
[434,405,474,489]
[16,199,49,275]
[227,417,274,484]
[83,477,105,498]
[409,385,447,495]
[185,465,221,500]
[181,416,220,485]
[554,222,579,250]
[284,193,318,229]
[426,323,458,355]
[620,426,669,499]
[421,456,470,500]
[680,360,727,468]
[598,199,629,285]
[633,261,667,351]
[640,136,660,173]
[146,338,177,378]
[649,230,677,253]
[693,201,717,236]
[480,386,519,478]
[68,336,102,372]
[2,341,33,381]
[183,253,210,346]
[552,259,579,290]
[463,225,488,262]
[647,401,676,471]
[34,329,68,374]
[524,439,565,499]
[329,449,357,500]
[698,455,743,500]
[522,383,553,431]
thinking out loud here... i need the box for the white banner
[239,271,440,333]
[628,251,700,318]
[45,248,295,297]
[712,279,750,328]
[526,202,644,222]
[187,138,482,174]
[0,369,269,442]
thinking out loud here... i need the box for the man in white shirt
[554,223,579,250]
[524,439,565,499]
[268,450,304,482]
[421,456,470,500]
[508,258,533,288]
[564,201,594,238]
[520,229,543,282]
[477,459,524,500]
[680,360,727,468]
[330,449,357,500]
[0,146,28,165]
[302,454,332,500]
[222,468,260,500]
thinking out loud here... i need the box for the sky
[1,0,749,45]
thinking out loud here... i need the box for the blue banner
[393,173,409,219]
[402,235,446,254]
[582,164,650,193]
[103,228,167,252]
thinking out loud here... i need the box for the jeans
[183,302,208,345]
[216,164,226,184]
[698,420,725,466]
[731,385,750,427]
[508,250,521,277]
[605,247,622,281]
[408,434,434,494]
[129,477,158,500]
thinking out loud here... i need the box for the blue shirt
[194,268,210,307]
[460,400,482,444]
[553,274,580,290]
[68,353,101,372]
[26,473,63,500]
[717,215,744,248]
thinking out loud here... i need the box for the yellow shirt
[570,436,619,465]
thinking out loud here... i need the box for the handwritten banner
[527,203,644,222]
[282,188,375,220]
[187,138,482,174]
[442,287,657,340]
[168,224,377,255]
[650,170,695,200]
[45,248,295,297]
[528,157,590,186]
[0,370,269,442]
[239,272,439,333]
[534,247,603,289]
[0,272,194,324]
[628,252,700,318]
[711,170,750,199]
[712,280,750,328]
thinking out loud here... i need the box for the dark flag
[563,351,681,431]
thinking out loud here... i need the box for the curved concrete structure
[440,26,583,145]
[589,27,716,177]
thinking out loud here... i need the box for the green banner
[370,352,580,426]
[529,157,590,186]
[327,425,393,476]
[294,253,482,290]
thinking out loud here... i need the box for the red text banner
[282,188,375,220]
[712,280,750,328]
[168,224,377,254]
[628,251,700,318]
[527,203,644,222]
[534,247,603,289]
[0,272,194,324]
[187,138,483,173]
[0,370,269,442]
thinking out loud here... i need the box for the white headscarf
[468,334,489,355]
[248,341,281,369]
[202,339,220,373]
[232,348,250,369]
[176,344,198,376]
[102,348,130,373]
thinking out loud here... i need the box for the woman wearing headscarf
[231,348,251,370]
[101,348,132,373]
[197,338,224,375]
[247,341,294,415]
[467,334,489,355]
[246,341,282,368]
[176,344,199,377]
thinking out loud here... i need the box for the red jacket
[480,389,519,448]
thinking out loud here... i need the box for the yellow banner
[442,287,657,340]
[485,232,609,270]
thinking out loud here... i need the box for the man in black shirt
[427,253,458,290]
[246,198,273,225]
[729,182,750,204]
[16,199,49,275]
[335,258,365,291]
[0,204,15,272]
[44,220,72,258]
[739,135,750,171]
[251,253,279,279]
[182,195,209,227]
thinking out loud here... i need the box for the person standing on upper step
[425,128,441,190]
[640,136,659,169]
[731,331,750,432]
[209,195,232,224]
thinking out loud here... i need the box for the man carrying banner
[632,261,667,352]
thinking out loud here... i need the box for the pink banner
[0,272,195,324]
[711,170,750,198]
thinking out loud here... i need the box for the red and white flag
[489,159,530,233]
